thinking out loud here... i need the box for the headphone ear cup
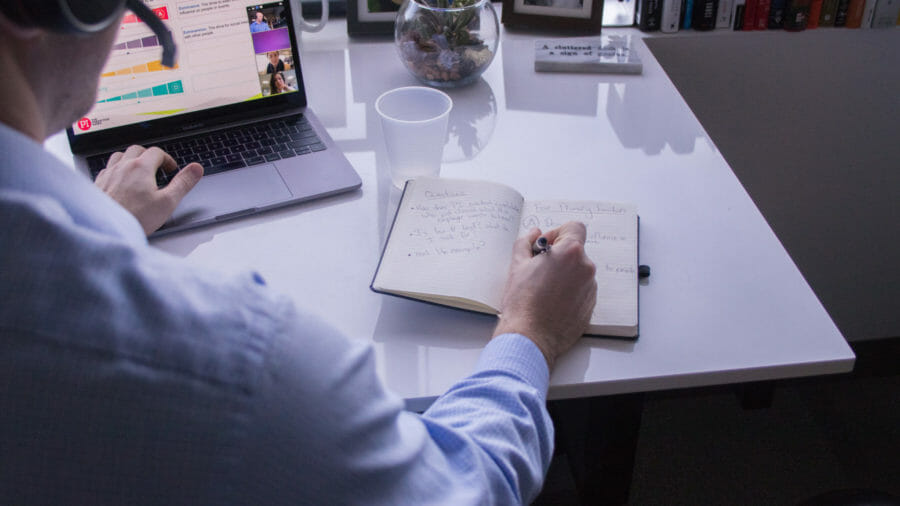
[4,0,127,33]
[63,0,128,28]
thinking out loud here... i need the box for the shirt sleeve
[234,295,554,506]
[420,333,553,504]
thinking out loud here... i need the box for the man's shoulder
[0,207,281,503]
[0,192,287,392]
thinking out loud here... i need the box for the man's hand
[94,145,203,236]
[493,222,597,371]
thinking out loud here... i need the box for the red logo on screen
[77,118,92,131]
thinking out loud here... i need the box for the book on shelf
[808,0,824,27]
[756,0,773,27]
[370,177,641,339]
[693,0,720,29]
[662,0,684,31]
[732,0,747,28]
[819,0,840,24]
[872,0,900,27]
[845,0,868,26]
[784,0,812,29]
[834,0,851,24]
[637,0,663,30]
[743,0,759,28]
[768,0,788,26]
[861,0,878,26]
[716,0,734,27]
[683,0,696,28]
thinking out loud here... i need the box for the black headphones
[0,0,176,67]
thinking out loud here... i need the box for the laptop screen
[71,1,300,137]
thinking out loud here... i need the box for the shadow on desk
[151,188,363,256]
[372,297,494,350]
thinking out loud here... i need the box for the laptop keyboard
[87,114,326,186]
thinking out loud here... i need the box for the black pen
[531,236,550,256]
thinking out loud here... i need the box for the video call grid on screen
[73,0,299,135]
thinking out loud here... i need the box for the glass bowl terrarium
[394,0,499,88]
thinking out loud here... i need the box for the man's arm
[237,311,567,504]
[93,145,203,235]
[235,222,596,504]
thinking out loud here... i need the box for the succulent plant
[396,0,496,86]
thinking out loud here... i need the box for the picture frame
[347,0,403,36]
[501,0,604,32]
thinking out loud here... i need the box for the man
[250,10,269,32]
[0,5,597,505]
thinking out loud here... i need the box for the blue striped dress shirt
[0,122,554,505]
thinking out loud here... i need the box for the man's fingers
[136,146,178,176]
[542,228,560,245]
[512,227,542,263]
[122,144,146,159]
[161,163,203,204]
[107,151,124,167]
[552,221,587,246]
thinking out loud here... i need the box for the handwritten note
[400,187,522,258]
[375,178,526,310]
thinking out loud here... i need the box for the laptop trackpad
[166,164,291,228]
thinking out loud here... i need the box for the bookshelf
[633,0,899,32]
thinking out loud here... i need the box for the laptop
[67,0,361,237]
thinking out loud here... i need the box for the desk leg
[549,393,645,506]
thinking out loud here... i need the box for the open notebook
[371,178,640,339]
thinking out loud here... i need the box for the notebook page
[374,178,525,312]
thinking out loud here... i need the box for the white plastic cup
[288,0,329,33]
[375,86,453,188]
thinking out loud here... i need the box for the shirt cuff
[475,333,550,398]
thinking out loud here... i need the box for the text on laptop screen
[72,1,298,135]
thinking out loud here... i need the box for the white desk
[46,18,854,412]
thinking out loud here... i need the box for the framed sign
[347,0,403,35]
[501,0,604,32]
